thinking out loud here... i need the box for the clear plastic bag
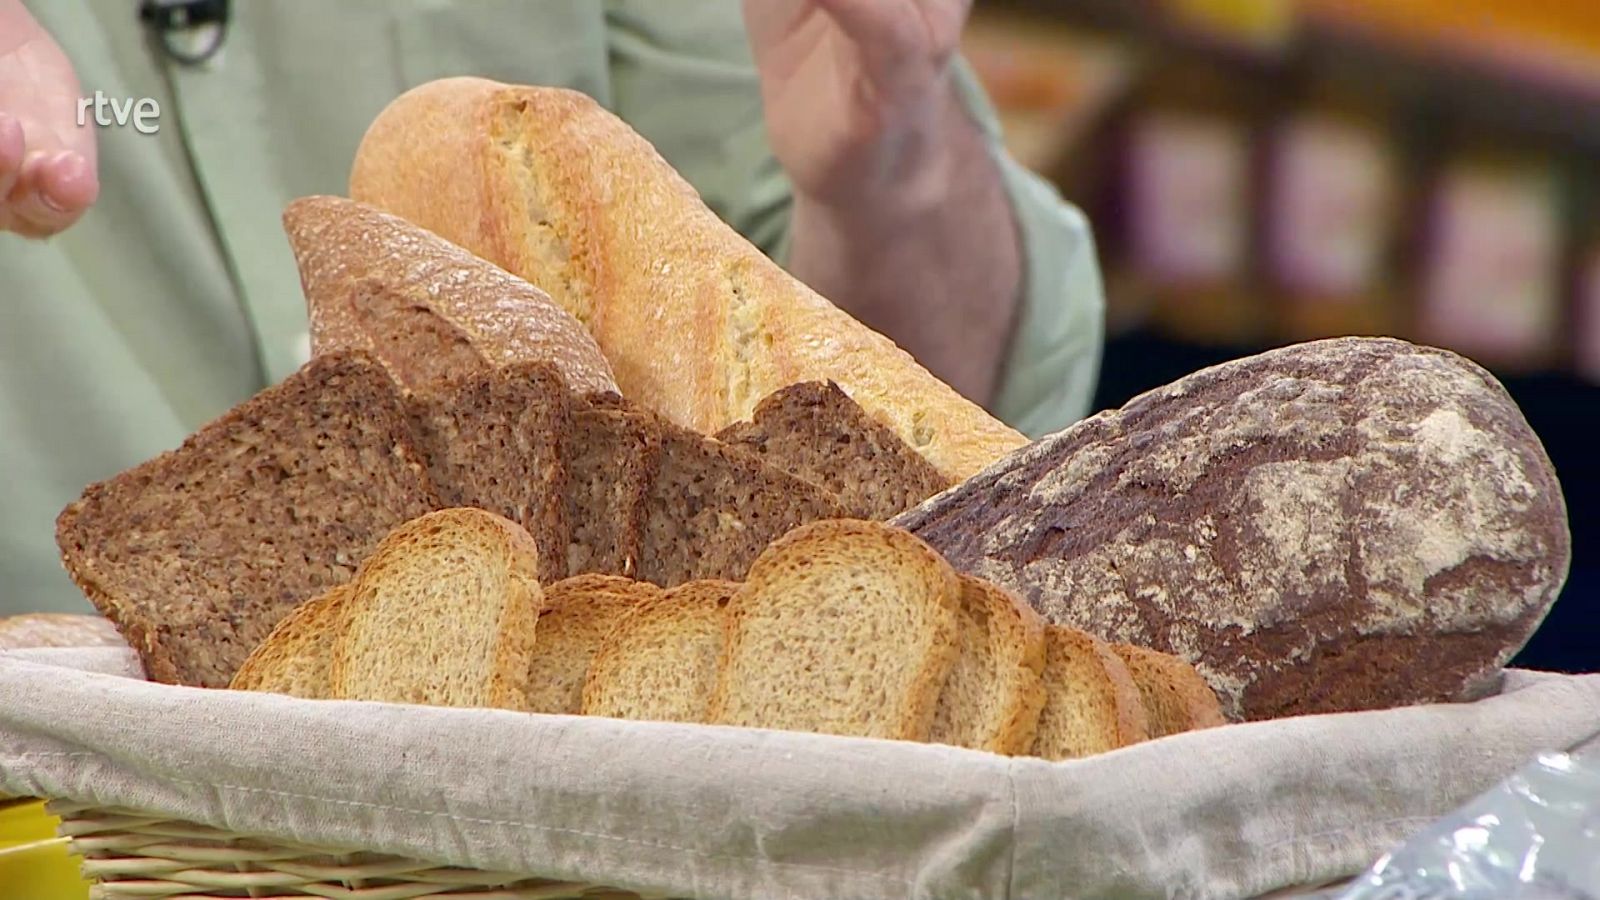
[1326,744,1600,899]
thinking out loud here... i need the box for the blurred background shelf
[964,0,1600,675]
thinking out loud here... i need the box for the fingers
[0,113,22,206]
[2,147,97,238]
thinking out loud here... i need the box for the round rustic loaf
[893,337,1571,722]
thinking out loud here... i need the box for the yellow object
[0,800,91,900]
[1162,0,1300,47]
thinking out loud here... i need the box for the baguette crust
[283,195,618,398]
[350,77,1029,483]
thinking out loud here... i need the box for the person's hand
[741,0,973,207]
[0,0,98,238]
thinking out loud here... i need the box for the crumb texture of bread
[348,78,1028,483]
[638,414,846,588]
[330,508,542,710]
[707,519,961,741]
[283,194,618,398]
[0,613,126,650]
[928,576,1048,755]
[523,574,660,715]
[715,381,954,520]
[229,584,352,699]
[581,579,737,723]
[1109,643,1226,738]
[407,363,573,582]
[53,351,441,690]
[564,399,659,578]
[895,336,1572,722]
[1031,625,1150,761]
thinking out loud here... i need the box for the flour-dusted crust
[895,337,1571,722]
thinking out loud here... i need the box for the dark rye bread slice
[407,362,572,581]
[637,413,847,587]
[892,337,1572,722]
[55,351,441,689]
[564,393,660,578]
[714,381,953,520]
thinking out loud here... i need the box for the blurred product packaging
[1327,747,1600,899]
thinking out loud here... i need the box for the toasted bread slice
[1032,625,1150,760]
[407,362,573,581]
[579,579,737,723]
[928,576,1048,755]
[54,351,440,689]
[638,413,845,587]
[524,574,660,714]
[1109,643,1227,738]
[706,519,961,741]
[229,584,352,699]
[329,508,542,710]
[715,381,953,520]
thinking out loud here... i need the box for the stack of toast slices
[231,508,1225,761]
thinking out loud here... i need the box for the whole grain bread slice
[706,519,962,741]
[229,583,353,699]
[523,574,661,714]
[54,351,441,689]
[580,579,738,723]
[330,508,543,710]
[638,413,846,587]
[715,381,953,520]
[407,361,573,582]
[1109,643,1227,738]
[929,576,1048,755]
[1031,625,1151,760]
[564,397,660,578]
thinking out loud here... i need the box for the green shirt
[2,0,1105,615]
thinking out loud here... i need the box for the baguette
[348,77,1029,483]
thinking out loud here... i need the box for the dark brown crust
[715,381,953,520]
[54,352,442,689]
[893,337,1572,722]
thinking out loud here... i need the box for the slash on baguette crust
[230,584,353,699]
[580,579,738,723]
[282,194,618,398]
[329,508,543,710]
[53,351,441,690]
[523,574,660,715]
[929,576,1048,755]
[1032,625,1150,760]
[348,77,1029,484]
[706,519,962,742]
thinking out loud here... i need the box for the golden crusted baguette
[348,77,1028,483]
[283,194,618,398]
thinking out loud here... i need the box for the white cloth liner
[2,647,1597,900]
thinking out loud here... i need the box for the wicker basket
[46,801,669,900]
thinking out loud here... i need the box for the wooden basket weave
[46,801,669,900]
